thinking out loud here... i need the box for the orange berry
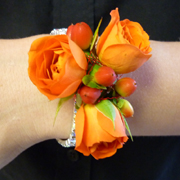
[94,66,116,86]
[115,77,137,97]
[79,86,101,104]
[66,22,93,50]
[117,99,134,118]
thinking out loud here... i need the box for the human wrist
[0,96,75,155]
[15,95,75,144]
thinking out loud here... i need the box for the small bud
[117,99,134,118]
[94,66,116,86]
[79,86,101,104]
[115,77,137,97]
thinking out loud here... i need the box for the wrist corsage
[28,8,152,159]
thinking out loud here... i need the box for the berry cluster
[79,65,136,118]
[67,21,137,118]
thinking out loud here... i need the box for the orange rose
[28,35,87,100]
[96,8,152,74]
[121,19,152,55]
[75,104,128,159]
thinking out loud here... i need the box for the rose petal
[121,19,152,54]
[44,35,67,50]
[75,105,90,156]
[98,22,129,60]
[91,141,118,160]
[29,36,52,51]
[96,8,120,55]
[83,105,116,147]
[56,80,82,99]
[68,37,87,70]
[101,44,152,74]
[97,105,127,137]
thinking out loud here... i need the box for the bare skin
[126,41,180,136]
[0,37,180,168]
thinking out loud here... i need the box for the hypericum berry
[79,86,101,104]
[66,22,93,50]
[94,66,117,86]
[117,99,134,118]
[115,77,137,97]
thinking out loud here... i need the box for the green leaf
[95,100,116,129]
[87,81,106,89]
[53,95,73,126]
[117,98,124,109]
[82,75,93,85]
[76,93,82,109]
[112,98,117,105]
[112,90,117,97]
[82,74,106,90]
[84,51,90,56]
[89,64,101,76]
[90,18,102,51]
[120,112,133,141]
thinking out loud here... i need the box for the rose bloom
[96,8,152,74]
[75,104,128,159]
[28,35,87,100]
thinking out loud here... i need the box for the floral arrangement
[28,8,152,159]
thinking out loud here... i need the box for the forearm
[127,40,180,136]
[0,37,180,169]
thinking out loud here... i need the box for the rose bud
[115,77,137,97]
[94,66,117,86]
[117,99,134,118]
[79,86,101,104]
[66,22,93,50]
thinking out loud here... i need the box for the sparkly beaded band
[51,28,76,147]
[50,28,68,35]
[56,103,76,147]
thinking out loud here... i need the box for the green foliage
[82,75,106,89]
[120,112,133,141]
[117,98,124,109]
[76,93,82,109]
[90,18,102,52]
[53,95,73,126]
[95,100,116,129]
[89,64,101,76]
